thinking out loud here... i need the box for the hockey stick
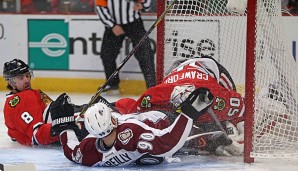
[207,108,232,144]
[186,130,223,142]
[75,0,178,123]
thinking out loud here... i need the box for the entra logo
[29,33,67,57]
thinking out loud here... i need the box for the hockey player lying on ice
[47,57,246,167]
[51,97,198,167]
[2,59,88,146]
[112,57,246,156]
[49,89,217,167]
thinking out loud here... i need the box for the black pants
[100,19,156,88]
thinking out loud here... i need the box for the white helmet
[84,103,115,138]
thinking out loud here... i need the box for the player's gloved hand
[72,95,113,117]
[50,93,77,137]
[92,95,111,107]
[180,88,214,120]
[90,95,119,112]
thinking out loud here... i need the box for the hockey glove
[180,88,214,121]
[92,95,119,112]
[50,93,77,137]
[72,95,114,116]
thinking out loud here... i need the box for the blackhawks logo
[9,96,20,107]
[213,97,226,111]
[141,95,152,108]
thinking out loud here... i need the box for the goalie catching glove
[180,87,214,121]
[50,93,77,137]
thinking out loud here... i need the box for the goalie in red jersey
[2,59,87,146]
[112,57,245,156]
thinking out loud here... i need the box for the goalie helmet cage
[156,0,298,163]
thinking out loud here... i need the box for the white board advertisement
[0,14,297,80]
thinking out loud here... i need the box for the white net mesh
[160,0,298,159]
[252,0,298,158]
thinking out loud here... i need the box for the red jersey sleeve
[114,98,138,114]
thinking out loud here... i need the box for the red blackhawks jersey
[115,57,245,125]
[3,89,59,146]
[60,111,193,167]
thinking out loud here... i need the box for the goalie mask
[84,103,116,138]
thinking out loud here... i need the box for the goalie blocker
[180,87,214,121]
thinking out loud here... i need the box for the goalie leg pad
[215,121,244,156]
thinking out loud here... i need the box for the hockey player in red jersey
[2,59,60,146]
[49,88,211,167]
[2,59,89,146]
[111,57,245,155]
[113,57,244,127]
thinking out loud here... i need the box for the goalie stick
[186,130,223,142]
[75,0,178,123]
[207,108,232,145]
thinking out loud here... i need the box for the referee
[96,0,156,91]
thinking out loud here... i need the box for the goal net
[156,0,298,162]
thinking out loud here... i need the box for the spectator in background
[21,0,36,13]
[95,0,156,92]
[32,0,51,12]
[21,0,51,13]
[0,0,17,12]
[51,0,94,13]
[289,0,298,14]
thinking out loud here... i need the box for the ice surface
[0,91,297,171]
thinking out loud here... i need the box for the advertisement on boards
[28,19,69,70]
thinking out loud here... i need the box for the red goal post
[156,0,298,163]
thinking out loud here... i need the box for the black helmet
[3,59,30,80]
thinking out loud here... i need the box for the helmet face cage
[3,59,33,80]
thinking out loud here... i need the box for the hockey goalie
[111,56,246,156]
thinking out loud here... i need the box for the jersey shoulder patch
[118,128,133,145]
[8,96,20,107]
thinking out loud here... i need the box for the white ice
[0,91,297,171]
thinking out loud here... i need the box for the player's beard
[24,82,31,90]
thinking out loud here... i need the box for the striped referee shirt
[96,0,151,28]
